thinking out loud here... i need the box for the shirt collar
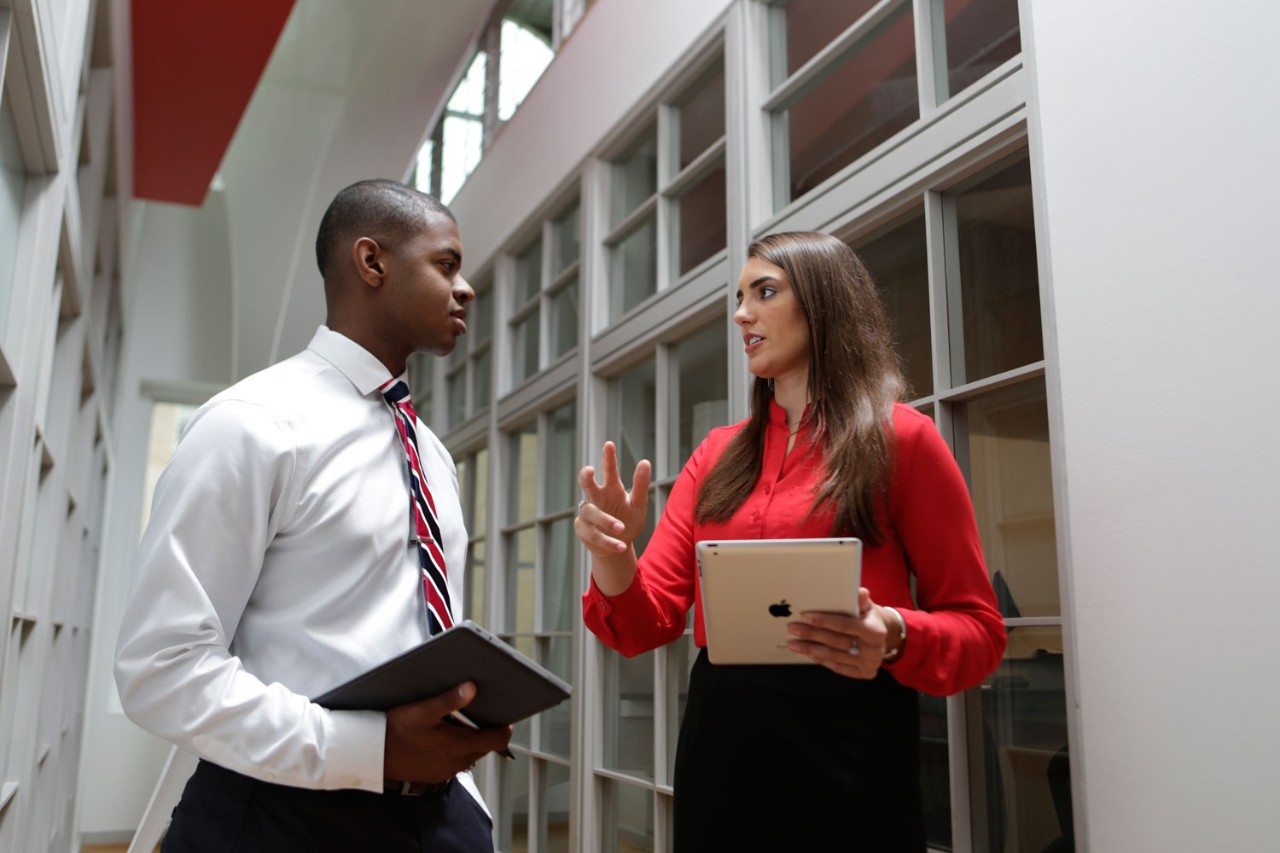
[306,325,401,396]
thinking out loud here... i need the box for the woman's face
[733,256,810,384]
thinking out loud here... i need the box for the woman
[576,232,1006,851]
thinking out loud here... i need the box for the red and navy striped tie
[379,378,454,634]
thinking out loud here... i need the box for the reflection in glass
[950,158,1042,385]
[553,205,581,274]
[676,166,727,276]
[603,649,655,780]
[509,423,539,521]
[603,781,655,852]
[612,133,658,226]
[855,215,932,398]
[474,448,489,533]
[610,359,657,477]
[542,760,572,852]
[540,635,573,756]
[919,692,953,849]
[499,749,531,852]
[664,631,697,785]
[545,402,578,512]
[543,519,576,633]
[505,529,537,636]
[447,370,466,428]
[678,61,725,170]
[961,379,1058,618]
[472,285,493,343]
[466,539,488,624]
[516,242,543,306]
[941,0,1021,101]
[779,4,918,205]
[473,347,492,411]
[610,217,658,322]
[777,0,879,81]
[549,279,579,359]
[668,323,728,477]
[513,635,537,747]
[513,313,540,382]
[968,626,1072,853]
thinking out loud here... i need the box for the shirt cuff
[322,709,386,793]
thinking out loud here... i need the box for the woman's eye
[761,286,776,299]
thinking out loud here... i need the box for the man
[115,180,511,851]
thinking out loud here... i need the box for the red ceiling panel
[132,0,296,205]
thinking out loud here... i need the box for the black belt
[384,778,453,796]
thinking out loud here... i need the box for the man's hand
[384,681,513,783]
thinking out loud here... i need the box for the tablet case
[314,620,571,728]
[696,537,862,665]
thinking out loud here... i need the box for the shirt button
[764,485,772,494]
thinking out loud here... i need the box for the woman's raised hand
[575,441,651,560]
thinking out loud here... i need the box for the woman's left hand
[787,588,898,679]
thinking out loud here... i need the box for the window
[455,447,490,624]
[497,400,577,853]
[140,401,200,534]
[508,201,581,386]
[422,275,493,433]
[602,55,727,325]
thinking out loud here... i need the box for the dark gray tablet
[314,620,571,728]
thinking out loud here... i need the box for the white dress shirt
[115,326,481,805]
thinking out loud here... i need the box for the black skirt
[673,648,925,852]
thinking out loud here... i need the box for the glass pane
[950,158,1042,385]
[667,323,728,477]
[448,51,488,115]
[609,216,658,323]
[413,138,433,195]
[506,528,537,634]
[968,626,1072,853]
[457,457,472,527]
[513,313,540,382]
[612,132,657,226]
[499,749,531,853]
[474,448,489,533]
[499,17,555,121]
[603,649,655,779]
[553,204,581,274]
[675,166,726,276]
[942,0,1021,101]
[472,284,493,344]
[549,278,579,359]
[442,114,484,204]
[664,632,698,785]
[466,538,488,624]
[677,61,725,170]
[780,4,918,205]
[602,779,655,852]
[142,402,201,530]
[1,94,27,332]
[509,423,538,522]
[513,635,537,747]
[961,379,1059,617]
[542,761,572,853]
[473,347,492,411]
[777,0,880,80]
[609,358,657,478]
[854,215,932,398]
[447,370,466,428]
[543,518,576,633]
[539,635,573,756]
[545,402,578,512]
[920,692,953,850]
[515,242,543,306]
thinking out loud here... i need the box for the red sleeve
[581,429,720,657]
[883,409,1007,696]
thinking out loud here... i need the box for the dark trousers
[161,760,493,853]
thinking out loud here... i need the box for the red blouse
[582,401,1007,697]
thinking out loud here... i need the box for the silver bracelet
[882,606,906,660]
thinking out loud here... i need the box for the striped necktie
[379,378,454,634]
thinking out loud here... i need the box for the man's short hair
[315,179,454,278]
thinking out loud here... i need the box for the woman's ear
[353,236,386,287]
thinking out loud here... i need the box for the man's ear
[352,237,386,287]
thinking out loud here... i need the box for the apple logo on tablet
[768,600,792,618]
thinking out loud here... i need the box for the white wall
[1024,1,1280,849]
[78,194,234,836]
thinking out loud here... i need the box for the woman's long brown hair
[694,232,906,545]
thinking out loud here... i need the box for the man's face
[385,213,474,358]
